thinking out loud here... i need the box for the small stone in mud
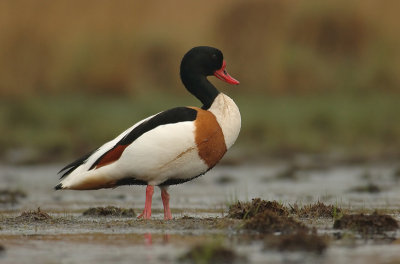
[178,241,245,264]
[17,208,52,221]
[0,189,27,205]
[264,230,328,254]
[228,198,288,219]
[290,201,341,218]
[333,212,398,234]
[244,210,308,234]
[83,206,136,217]
[349,183,381,193]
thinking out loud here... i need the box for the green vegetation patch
[2,92,400,163]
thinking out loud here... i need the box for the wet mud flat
[1,162,400,264]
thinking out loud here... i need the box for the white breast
[208,93,241,149]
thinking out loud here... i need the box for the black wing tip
[58,166,69,175]
[58,167,76,179]
[58,149,96,180]
[54,183,63,190]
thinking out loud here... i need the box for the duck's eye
[211,54,217,60]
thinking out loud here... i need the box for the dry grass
[17,208,52,221]
[0,0,399,96]
[82,206,136,217]
[244,210,308,234]
[290,201,341,218]
[214,0,400,94]
[228,199,307,234]
[333,211,399,235]
[0,0,227,96]
[228,198,289,219]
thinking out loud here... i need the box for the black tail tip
[54,184,63,190]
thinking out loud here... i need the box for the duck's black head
[180,46,239,109]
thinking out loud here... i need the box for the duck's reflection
[144,233,152,246]
[143,232,170,246]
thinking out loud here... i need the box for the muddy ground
[1,160,400,264]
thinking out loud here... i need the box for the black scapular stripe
[89,107,197,169]
[117,107,197,146]
[58,107,198,179]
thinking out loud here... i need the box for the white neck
[208,93,241,149]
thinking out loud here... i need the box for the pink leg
[161,187,172,220]
[138,185,154,219]
[144,233,152,246]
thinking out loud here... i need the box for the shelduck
[55,46,241,220]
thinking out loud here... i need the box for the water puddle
[1,163,399,263]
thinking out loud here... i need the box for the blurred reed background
[1,0,399,163]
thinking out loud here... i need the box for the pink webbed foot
[138,185,154,220]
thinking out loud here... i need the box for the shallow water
[1,162,400,264]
